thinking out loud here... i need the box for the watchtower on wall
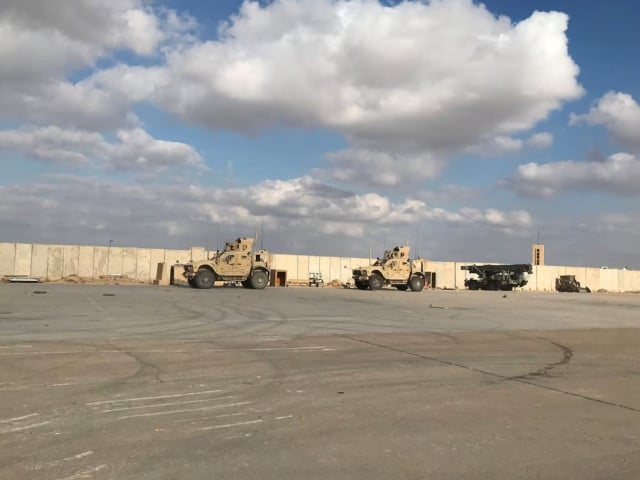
[532,244,545,266]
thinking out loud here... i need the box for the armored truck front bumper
[352,269,369,282]
[182,264,196,279]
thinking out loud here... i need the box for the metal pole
[260,217,264,250]
[107,240,113,275]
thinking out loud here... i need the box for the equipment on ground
[555,275,591,293]
[352,246,428,292]
[461,264,532,291]
[182,237,270,289]
[308,272,324,287]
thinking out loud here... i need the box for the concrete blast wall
[0,243,196,283]
[1,242,639,292]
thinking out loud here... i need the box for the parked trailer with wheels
[461,264,532,291]
[182,237,270,290]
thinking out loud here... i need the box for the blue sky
[1,0,639,268]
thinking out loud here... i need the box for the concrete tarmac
[0,284,639,479]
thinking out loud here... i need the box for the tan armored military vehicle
[182,237,270,289]
[352,245,427,292]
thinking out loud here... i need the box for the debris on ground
[7,276,41,283]
[50,275,145,285]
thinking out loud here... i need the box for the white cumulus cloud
[151,0,582,186]
[526,132,554,149]
[0,175,533,253]
[503,152,640,197]
[570,91,640,153]
[0,0,193,129]
[0,126,204,172]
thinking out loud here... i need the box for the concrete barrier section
[78,246,95,278]
[47,245,64,279]
[0,243,16,276]
[137,249,152,282]
[63,245,80,277]
[94,247,109,277]
[1,241,639,291]
[31,244,48,278]
[122,248,137,278]
[15,244,32,276]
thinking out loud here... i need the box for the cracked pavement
[1,285,639,479]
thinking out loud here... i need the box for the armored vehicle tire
[250,270,268,290]
[467,280,480,290]
[368,273,383,290]
[396,285,408,291]
[187,278,197,288]
[355,281,368,290]
[409,275,425,292]
[195,268,215,289]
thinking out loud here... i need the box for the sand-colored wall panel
[63,245,80,277]
[14,243,32,276]
[346,257,371,271]
[439,262,457,289]
[296,256,310,281]
[0,243,16,275]
[599,268,619,292]
[620,270,640,292]
[30,244,48,278]
[122,248,137,278]
[535,266,561,292]
[136,249,151,282]
[191,247,207,261]
[307,256,321,276]
[329,257,343,282]
[149,249,166,281]
[47,245,64,279]
[165,249,190,265]
[78,246,94,278]
[318,257,332,282]
[94,247,109,277]
[107,247,124,275]
[270,254,298,283]
[585,268,601,292]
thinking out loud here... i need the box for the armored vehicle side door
[385,259,410,281]
[216,252,250,277]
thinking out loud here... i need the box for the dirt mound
[61,275,84,284]
[49,275,146,285]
